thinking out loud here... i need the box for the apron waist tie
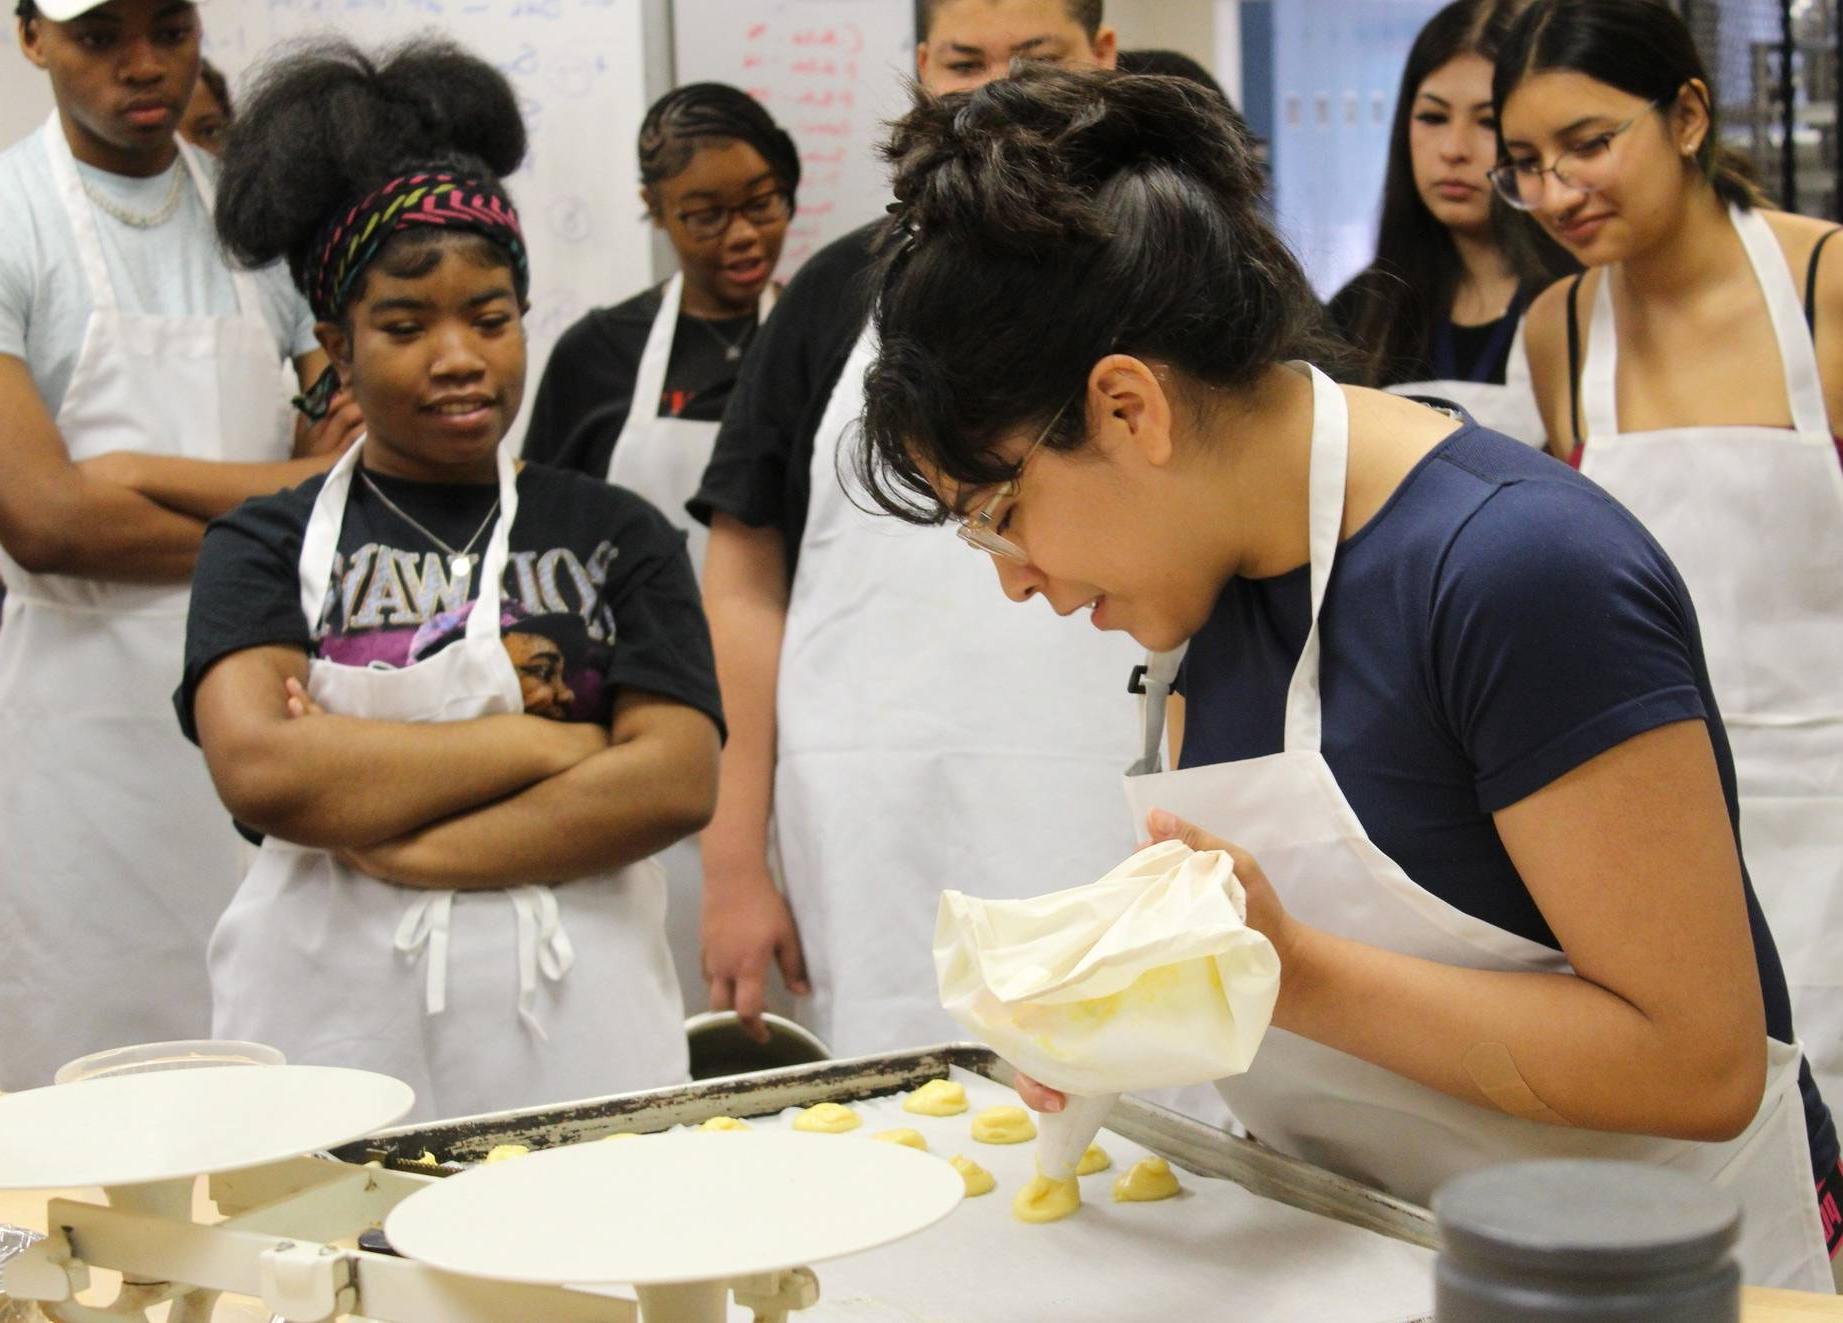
[393,890,455,1016]
[511,885,575,1041]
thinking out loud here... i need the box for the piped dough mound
[950,1155,996,1197]
[602,1131,643,1141]
[698,1116,749,1132]
[903,1079,969,1117]
[1076,1143,1112,1176]
[970,1105,1037,1145]
[872,1127,928,1150]
[792,1102,862,1134]
[482,1144,530,1163]
[1013,1172,1081,1223]
[1112,1157,1182,1202]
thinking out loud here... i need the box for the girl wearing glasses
[1502,0,1843,1146]
[859,64,1836,1289]
[522,82,797,575]
[1329,0,1574,444]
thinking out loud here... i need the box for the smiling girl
[1503,0,1843,1141]
[177,39,725,1121]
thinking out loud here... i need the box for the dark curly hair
[859,64,1342,523]
[214,36,526,315]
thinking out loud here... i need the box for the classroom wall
[2,39,53,150]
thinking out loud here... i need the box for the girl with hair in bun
[523,82,798,575]
[179,38,725,1120]
[1329,0,1574,442]
[1502,0,1843,1169]
[859,63,1836,1289]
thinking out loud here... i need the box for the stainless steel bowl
[684,1011,831,1081]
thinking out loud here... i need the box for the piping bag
[934,840,1281,1179]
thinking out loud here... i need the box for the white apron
[606,271,774,1016]
[773,326,1142,1055]
[208,441,688,1123]
[1387,317,1546,447]
[1124,363,1831,1292]
[1577,203,1843,1111]
[0,117,291,1091]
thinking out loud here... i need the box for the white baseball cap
[28,0,203,22]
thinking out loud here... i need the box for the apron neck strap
[298,439,522,637]
[607,272,685,481]
[1582,204,1833,441]
[172,136,267,323]
[1281,363,1351,754]
[43,112,119,314]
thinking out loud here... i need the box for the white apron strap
[606,273,684,482]
[393,889,455,1015]
[1581,271,1621,441]
[1127,646,1188,776]
[41,112,119,316]
[299,441,521,633]
[510,885,576,1040]
[174,137,268,325]
[1281,364,1352,754]
[1730,203,1835,439]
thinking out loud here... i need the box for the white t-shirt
[0,122,317,419]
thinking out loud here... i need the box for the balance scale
[0,1065,962,1323]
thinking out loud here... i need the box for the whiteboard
[673,0,917,272]
[203,0,655,445]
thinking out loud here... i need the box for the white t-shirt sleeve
[0,177,37,361]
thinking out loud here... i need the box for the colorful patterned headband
[306,170,530,323]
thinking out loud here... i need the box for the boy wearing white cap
[0,0,358,1088]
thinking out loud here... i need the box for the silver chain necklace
[359,471,501,580]
[691,310,758,363]
[82,165,184,229]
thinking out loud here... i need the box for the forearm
[351,726,720,890]
[699,516,788,886]
[220,712,592,850]
[92,452,337,522]
[1279,926,1766,1141]
[0,469,204,581]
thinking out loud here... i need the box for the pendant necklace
[692,310,758,363]
[360,471,500,580]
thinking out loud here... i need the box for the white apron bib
[606,271,773,1016]
[1577,203,1843,1111]
[0,117,291,1090]
[772,325,1141,1055]
[1124,363,1831,1292]
[208,442,688,1122]
[1387,319,1546,447]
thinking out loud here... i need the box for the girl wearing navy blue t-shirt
[855,65,1838,1289]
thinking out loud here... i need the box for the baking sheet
[587,1068,1434,1323]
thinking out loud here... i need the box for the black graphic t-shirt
[175,462,725,743]
[520,284,758,480]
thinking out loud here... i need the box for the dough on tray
[698,1116,749,1132]
[1076,1143,1112,1176]
[902,1079,969,1117]
[1113,1157,1182,1202]
[1012,1172,1081,1223]
[792,1102,862,1134]
[872,1127,928,1150]
[950,1155,996,1197]
[970,1105,1037,1144]
[482,1144,530,1163]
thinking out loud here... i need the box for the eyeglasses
[954,397,1073,562]
[1488,98,1668,211]
[676,189,792,241]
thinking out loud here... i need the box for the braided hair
[637,82,800,208]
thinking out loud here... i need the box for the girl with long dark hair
[1502,0,1843,1196]
[180,38,725,1121]
[857,63,1835,1289]
[1330,0,1573,442]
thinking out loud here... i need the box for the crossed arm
[0,352,362,581]
[194,644,721,889]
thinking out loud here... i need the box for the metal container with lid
[1433,1158,1741,1321]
